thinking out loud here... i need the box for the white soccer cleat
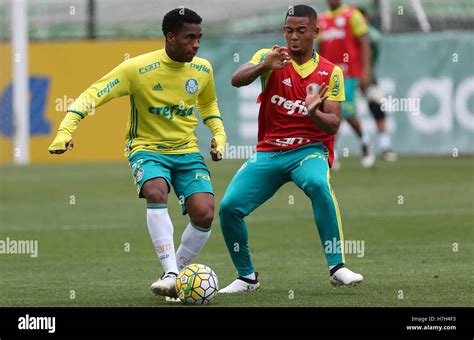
[150,272,178,298]
[361,144,376,168]
[219,273,260,293]
[330,266,363,287]
[165,296,181,303]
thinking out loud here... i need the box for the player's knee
[369,101,386,120]
[190,206,214,228]
[219,195,237,218]
[306,177,328,196]
[143,184,168,203]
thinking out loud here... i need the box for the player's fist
[48,133,74,154]
[262,45,291,71]
[305,83,329,115]
[210,138,222,161]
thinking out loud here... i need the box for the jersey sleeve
[349,9,369,37]
[67,59,134,117]
[248,48,272,91]
[248,48,271,65]
[197,63,227,153]
[197,63,222,121]
[327,66,345,101]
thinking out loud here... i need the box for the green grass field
[0,157,473,307]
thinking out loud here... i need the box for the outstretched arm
[48,60,133,154]
[197,64,227,161]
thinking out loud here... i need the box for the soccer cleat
[330,265,363,287]
[150,272,178,298]
[165,296,181,303]
[383,150,398,162]
[361,144,376,168]
[219,272,260,293]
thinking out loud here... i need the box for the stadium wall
[0,32,472,164]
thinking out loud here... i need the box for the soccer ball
[175,264,219,305]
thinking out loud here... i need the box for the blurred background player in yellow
[318,0,375,169]
[358,7,397,161]
[48,8,227,300]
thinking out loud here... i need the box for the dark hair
[162,8,202,36]
[357,7,368,17]
[285,4,317,23]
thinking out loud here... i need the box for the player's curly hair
[162,8,202,36]
[285,4,318,22]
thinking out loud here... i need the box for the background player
[219,5,363,293]
[318,0,375,169]
[358,7,397,161]
[48,8,227,299]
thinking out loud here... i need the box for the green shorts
[342,77,359,119]
[128,151,214,214]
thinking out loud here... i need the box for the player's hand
[48,134,74,154]
[305,83,329,115]
[210,138,222,161]
[262,45,291,71]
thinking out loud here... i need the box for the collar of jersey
[290,51,319,78]
[160,49,186,69]
[325,4,349,18]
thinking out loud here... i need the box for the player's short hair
[162,8,202,36]
[357,7,368,17]
[285,5,318,23]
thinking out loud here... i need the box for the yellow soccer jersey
[67,49,223,157]
[249,49,345,101]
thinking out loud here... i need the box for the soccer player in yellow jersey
[48,8,227,299]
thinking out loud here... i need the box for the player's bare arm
[358,33,372,93]
[305,83,342,135]
[231,45,290,87]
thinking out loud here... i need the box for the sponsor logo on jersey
[265,137,312,147]
[148,105,194,120]
[282,78,292,87]
[331,73,341,97]
[139,62,160,74]
[97,78,120,98]
[318,70,329,76]
[335,16,347,27]
[152,83,163,91]
[188,62,210,74]
[320,28,346,41]
[185,78,199,94]
[270,94,308,115]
